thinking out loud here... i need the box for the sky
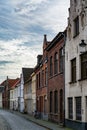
[0,0,70,83]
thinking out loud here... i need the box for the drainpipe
[61,32,66,127]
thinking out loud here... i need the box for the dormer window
[74,0,77,6]
[73,16,79,38]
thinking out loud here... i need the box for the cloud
[0,0,70,82]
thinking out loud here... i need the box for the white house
[20,73,24,113]
[31,72,36,113]
[65,0,87,130]
[10,78,20,110]
[0,86,4,108]
[20,68,33,113]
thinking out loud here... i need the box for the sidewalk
[10,110,72,130]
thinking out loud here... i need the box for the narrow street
[0,109,47,130]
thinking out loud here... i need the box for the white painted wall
[20,73,24,113]
[65,0,87,122]
[0,93,2,108]
[31,73,36,112]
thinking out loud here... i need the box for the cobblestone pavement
[0,109,46,130]
[0,113,11,130]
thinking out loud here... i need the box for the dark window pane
[68,98,73,119]
[54,91,58,113]
[71,58,76,82]
[50,56,53,76]
[81,53,87,79]
[54,53,58,74]
[76,97,81,121]
[74,16,79,37]
[59,48,63,73]
[50,92,53,112]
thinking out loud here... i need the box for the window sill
[73,32,79,38]
[49,72,63,79]
[67,119,82,122]
[49,113,58,116]
[78,78,87,82]
[69,81,77,84]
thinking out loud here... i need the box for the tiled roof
[8,78,20,88]
[0,78,20,89]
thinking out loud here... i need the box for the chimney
[37,55,42,64]
[43,34,47,45]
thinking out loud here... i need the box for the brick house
[46,32,65,124]
[1,77,20,109]
[35,35,50,120]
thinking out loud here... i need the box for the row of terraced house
[0,1,87,130]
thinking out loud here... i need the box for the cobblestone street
[0,109,72,130]
[0,110,46,130]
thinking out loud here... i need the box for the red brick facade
[35,35,49,119]
[47,32,65,124]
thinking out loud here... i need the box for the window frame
[50,56,53,76]
[71,58,76,82]
[54,52,58,74]
[54,90,58,113]
[59,48,63,73]
[45,67,48,86]
[50,91,53,113]
[75,97,82,121]
[73,16,79,37]
[68,97,73,119]
[81,52,87,80]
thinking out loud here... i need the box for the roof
[46,31,66,51]
[0,78,20,89]
[9,78,20,88]
[22,68,33,84]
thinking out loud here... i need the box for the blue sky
[0,0,70,83]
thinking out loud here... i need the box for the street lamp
[79,39,87,53]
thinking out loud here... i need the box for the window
[81,52,87,79]
[36,74,38,89]
[38,72,40,88]
[54,52,58,74]
[71,58,76,82]
[68,98,73,119]
[74,0,77,6]
[50,56,53,76]
[54,91,58,113]
[50,92,53,113]
[42,70,44,87]
[76,97,81,121]
[59,48,63,73]
[74,16,79,37]
[45,68,48,86]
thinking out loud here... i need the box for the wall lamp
[79,39,87,53]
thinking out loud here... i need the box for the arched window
[54,90,58,113]
[50,91,53,113]
[50,56,53,76]
[54,52,58,74]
